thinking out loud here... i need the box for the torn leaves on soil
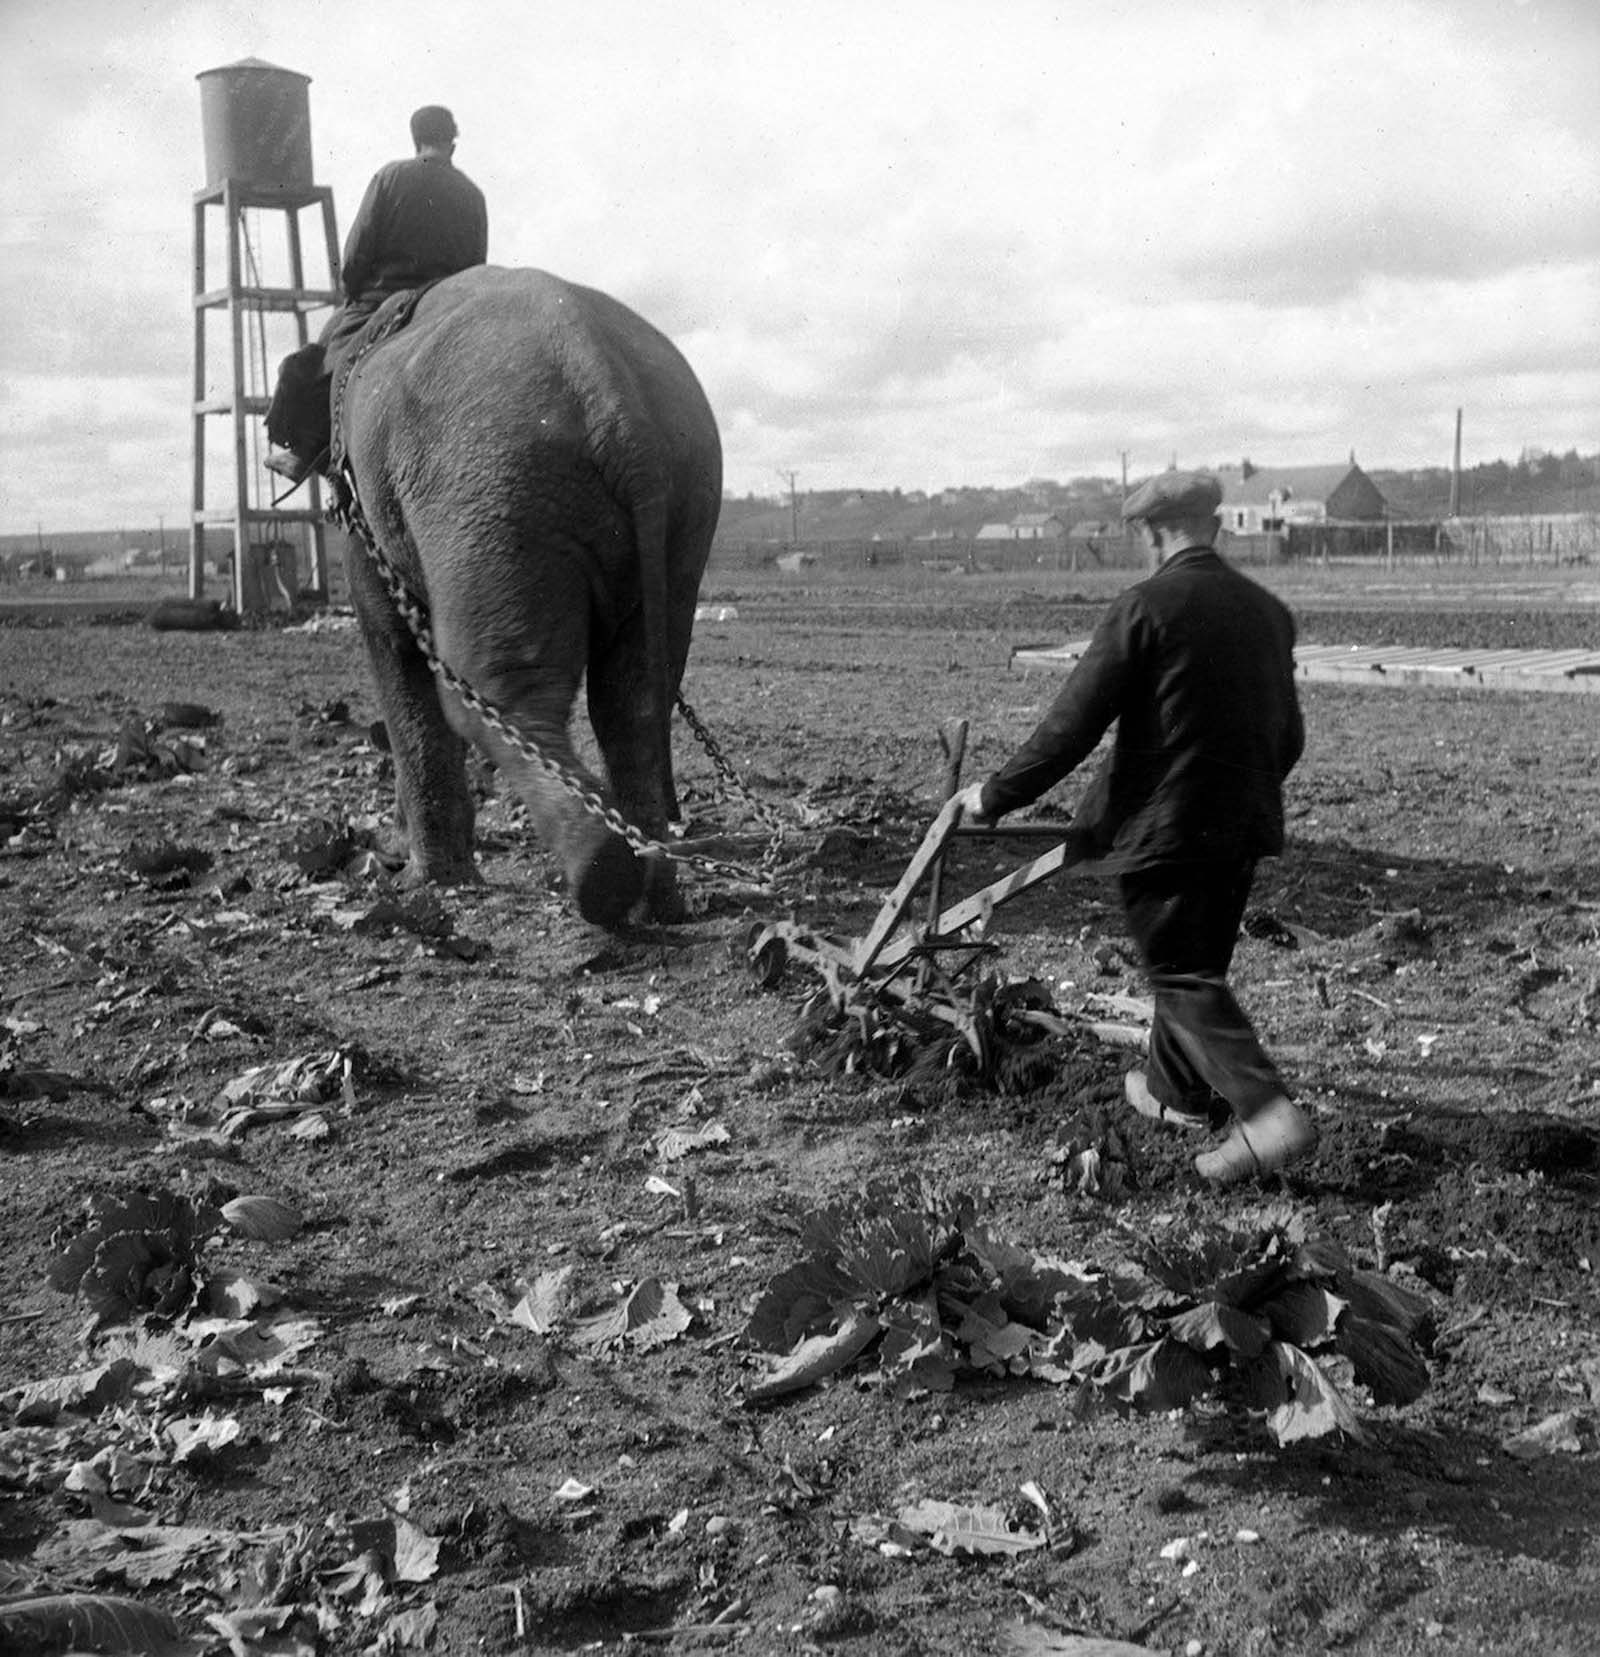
[4,592,1600,1654]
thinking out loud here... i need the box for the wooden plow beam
[741,717,1152,1075]
[743,790,1108,1068]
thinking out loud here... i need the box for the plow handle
[921,719,969,986]
[852,792,972,974]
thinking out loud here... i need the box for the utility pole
[1119,452,1129,557]
[777,469,800,544]
[1449,407,1462,517]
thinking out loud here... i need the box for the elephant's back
[412,266,651,346]
[354,266,719,482]
[347,265,722,507]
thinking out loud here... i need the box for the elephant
[334,266,722,927]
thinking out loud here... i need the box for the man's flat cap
[1121,469,1223,523]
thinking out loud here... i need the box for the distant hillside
[1369,451,1599,518]
[4,452,1593,566]
[717,451,1600,544]
[717,479,1127,546]
[0,527,181,577]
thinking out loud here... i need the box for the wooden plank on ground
[1011,641,1600,694]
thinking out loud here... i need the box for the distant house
[1219,462,1387,534]
[85,550,140,578]
[976,513,1067,541]
[1065,519,1114,563]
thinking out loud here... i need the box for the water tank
[197,58,313,190]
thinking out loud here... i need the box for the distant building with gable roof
[975,512,1066,541]
[1218,460,1387,534]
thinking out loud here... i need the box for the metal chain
[331,472,784,891]
[672,688,789,877]
[328,292,429,468]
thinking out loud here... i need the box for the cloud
[1,0,1596,527]
[0,372,188,532]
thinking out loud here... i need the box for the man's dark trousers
[1119,859,1287,1122]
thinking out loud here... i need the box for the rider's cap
[1121,469,1224,524]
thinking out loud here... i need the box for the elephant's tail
[632,487,679,819]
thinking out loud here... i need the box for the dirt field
[3,564,1599,1656]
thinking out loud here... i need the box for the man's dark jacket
[979,547,1303,870]
[341,154,488,305]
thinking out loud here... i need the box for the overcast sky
[2,0,1596,534]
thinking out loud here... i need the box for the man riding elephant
[265,104,488,486]
[332,266,721,929]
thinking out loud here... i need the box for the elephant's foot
[376,823,412,871]
[569,832,645,928]
[400,851,482,889]
[638,858,687,925]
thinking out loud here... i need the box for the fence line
[712,535,1146,574]
[1442,513,1597,564]
[1273,513,1597,566]
[717,513,1599,574]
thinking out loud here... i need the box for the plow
[739,721,1150,1084]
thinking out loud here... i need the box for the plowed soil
[3,565,1599,1656]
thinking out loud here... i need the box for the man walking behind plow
[955,470,1317,1188]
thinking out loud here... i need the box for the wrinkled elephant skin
[340,268,721,927]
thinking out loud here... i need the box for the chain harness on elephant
[323,293,789,895]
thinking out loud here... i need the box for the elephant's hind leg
[347,541,478,886]
[425,560,646,929]
[586,629,682,924]
[463,679,646,928]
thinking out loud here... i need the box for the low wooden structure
[1012,639,1600,696]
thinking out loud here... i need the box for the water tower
[191,58,339,612]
